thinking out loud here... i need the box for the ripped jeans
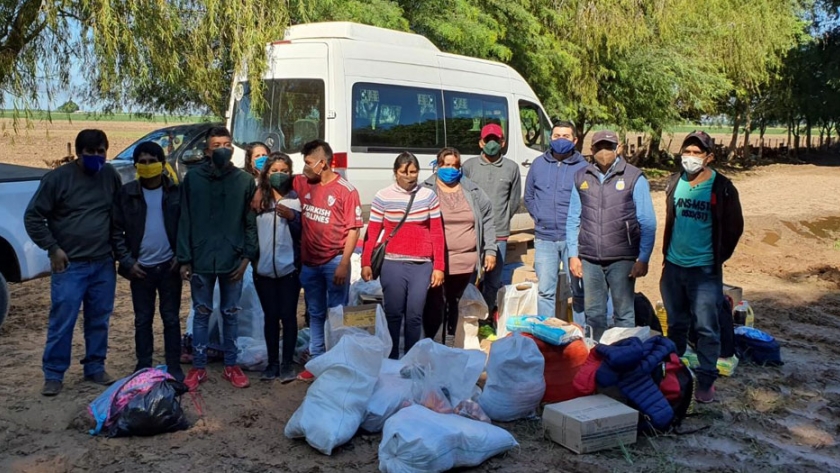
[190,273,243,368]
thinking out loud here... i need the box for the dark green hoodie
[177,162,257,275]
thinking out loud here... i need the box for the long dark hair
[244,141,269,176]
[393,152,420,173]
[257,151,294,213]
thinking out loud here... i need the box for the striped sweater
[362,183,446,272]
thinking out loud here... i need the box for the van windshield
[231,79,325,154]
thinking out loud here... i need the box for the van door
[514,98,553,184]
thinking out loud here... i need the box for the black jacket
[112,177,181,279]
[662,170,744,272]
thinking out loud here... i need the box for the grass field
[0,109,219,124]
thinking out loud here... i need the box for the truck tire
[0,272,9,330]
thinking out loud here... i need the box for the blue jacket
[596,336,677,431]
[524,150,588,242]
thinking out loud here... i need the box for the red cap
[480,124,504,140]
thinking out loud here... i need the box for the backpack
[634,292,663,334]
[652,353,697,432]
[88,367,189,437]
[734,327,783,366]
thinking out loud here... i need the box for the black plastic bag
[109,380,190,437]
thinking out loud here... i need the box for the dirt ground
[2,121,840,472]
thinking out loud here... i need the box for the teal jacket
[177,163,257,275]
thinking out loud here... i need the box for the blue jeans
[43,259,116,382]
[481,241,506,311]
[533,239,584,318]
[190,274,243,368]
[581,259,636,341]
[660,261,722,389]
[300,255,350,358]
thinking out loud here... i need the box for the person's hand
[361,266,373,282]
[230,259,250,281]
[50,248,69,273]
[169,258,179,273]
[180,264,192,281]
[483,255,496,273]
[630,261,649,279]
[430,270,445,288]
[569,257,583,279]
[275,204,294,220]
[333,261,350,286]
[129,263,147,280]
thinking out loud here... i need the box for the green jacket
[177,163,257,275]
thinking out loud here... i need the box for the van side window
[444,91,508,156]
[351,83,444,152]
[518,100,552,152]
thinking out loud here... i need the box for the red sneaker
[223,366,250,388]
[695,386,717,404]
[184,368,207,391]
[297,369,315,382]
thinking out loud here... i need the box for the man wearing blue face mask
[523,121,588,320]
[177,126,258,391]
[661,131,743,404]
[25,129,122,396]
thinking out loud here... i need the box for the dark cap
[591,130,619,145]
[682,131,714,152]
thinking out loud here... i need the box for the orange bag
[522,333,590,403]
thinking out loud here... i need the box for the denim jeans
[190,273,243,368]
[300,255,350,358]
[254,272,301,366]
[43,258,116,382]
[533,239,584,318]
[581,259,636,341]
[660,261,722,389]
[381,260,433,359]
[480,241,506,311]
[130,262,183,371]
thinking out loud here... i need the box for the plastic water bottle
[734,301,755,327]
[655,301,668,336]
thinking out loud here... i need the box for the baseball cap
[682,131,714,152]
[480,123,504,140]
[591,130,619,145]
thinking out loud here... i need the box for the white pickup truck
[0,163,51,328]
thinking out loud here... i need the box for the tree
[56,99,79,113]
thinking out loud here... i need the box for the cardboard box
[511,265,537,284]
[543,395,638,454]
[505,233,535,263]
[342,304,379,330]
[520,248,536,267]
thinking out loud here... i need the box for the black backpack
[634,292,663,333]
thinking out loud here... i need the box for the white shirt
[256,191,301,278]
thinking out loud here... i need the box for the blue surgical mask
[437,167,462,185]
[81,154,106,174]
[254,156,268,171]
[550,138,576,156]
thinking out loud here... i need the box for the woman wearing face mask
[244,142,270,178]
[361,152,445,359]
[421,148,496,343]
[253,152,302,381]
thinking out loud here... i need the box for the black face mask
[211,148,232,169]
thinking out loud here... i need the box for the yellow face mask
[136,162,163,179]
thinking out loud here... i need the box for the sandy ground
[2,121,840,472]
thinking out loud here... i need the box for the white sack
[478,333,545,422]
[495,282,538,339]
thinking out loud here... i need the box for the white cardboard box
[543,395,638,454]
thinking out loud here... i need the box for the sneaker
[223,366,250,388]
[695,386,717,404]
[279,363,296,384]
[84,371,116,386]
[184,368,208,391]
[297,369,315,382]
[260,364,280,381]
[41,380,63,396]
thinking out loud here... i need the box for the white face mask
[681,155,705,175]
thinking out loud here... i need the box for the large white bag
[361,359,413,433]
[325,305,392,359]
[284,333,384,455]
[478,333,545,422]
[455,284,489,350]
[400,339,486,408]
[495,282,539,338]
[379,405,518,473]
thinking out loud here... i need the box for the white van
[227,21,554,209]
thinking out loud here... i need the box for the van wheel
[0,272,9,330]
